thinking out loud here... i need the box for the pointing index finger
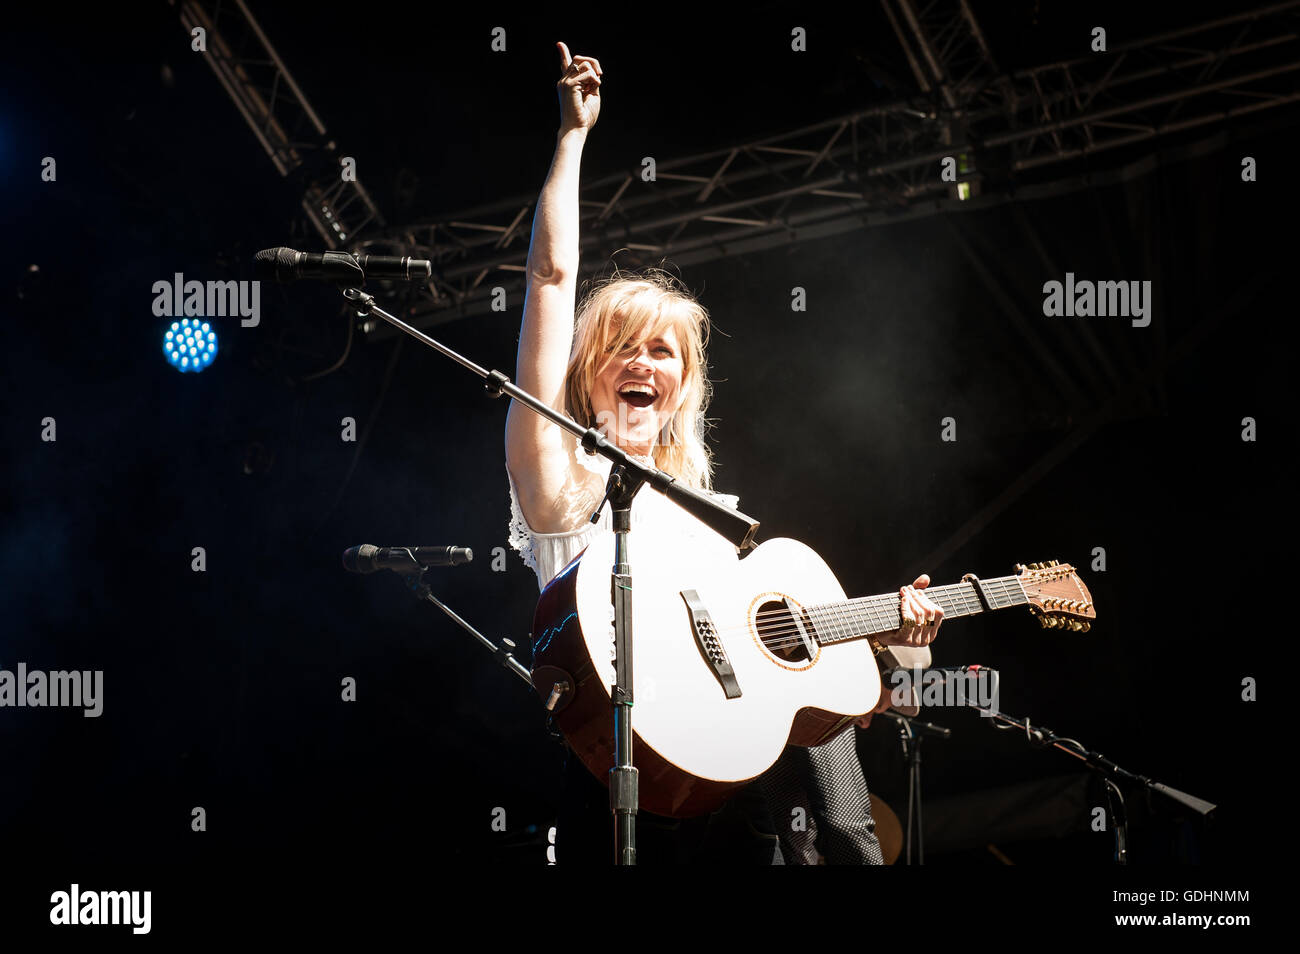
[557,41,572,71]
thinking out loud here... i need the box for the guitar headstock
[1016,561,1096,632]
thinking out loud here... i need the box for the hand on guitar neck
[879,573,945,649]
[856,573,944,728]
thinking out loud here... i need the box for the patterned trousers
[556,727,884,865]
[760,728,886,865]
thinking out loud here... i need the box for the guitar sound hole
[754,599,813,664]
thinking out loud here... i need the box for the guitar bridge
[680,589,742,699]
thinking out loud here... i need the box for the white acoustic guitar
[530,535,1095,818]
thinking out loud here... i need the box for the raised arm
[505,42,603,532]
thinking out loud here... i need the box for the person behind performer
[506,42,943,864]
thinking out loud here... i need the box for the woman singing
[506,42,943,864]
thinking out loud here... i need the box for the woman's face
[590,323,685,457]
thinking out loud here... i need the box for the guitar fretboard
[805,576,1027,645]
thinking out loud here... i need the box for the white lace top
[507,442,742,591]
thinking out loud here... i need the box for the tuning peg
[1080,622,1090,633]
[1068,620,1082,632]
[1048,560,1058,567]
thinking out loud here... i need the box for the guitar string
[746,583,1027,649]
[643,576,1054,651]
[711,600,969,651]
[728,606,968,651]
[741,575,1027,621]
[701,579,1035,651]
[738,579,1018,628]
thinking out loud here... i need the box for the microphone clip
[344,287,374,314]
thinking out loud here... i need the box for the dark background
[0,0,1286,898]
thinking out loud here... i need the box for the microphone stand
[395,568,534,689]
[880,711,950,865]
[340,286,760,866]
[969,704,1217,865]
[897,717,922,865]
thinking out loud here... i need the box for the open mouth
[617,382,658,409]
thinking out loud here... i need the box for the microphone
[255,247,433,284]
[925,665,1001,713]
[342,545,473,574]
[926,665,996,676]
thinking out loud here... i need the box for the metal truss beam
[174,0,384,248]
[357,1,1297,331]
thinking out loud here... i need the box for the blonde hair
[564,267,715,490]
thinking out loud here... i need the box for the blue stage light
[163,319,217,372]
